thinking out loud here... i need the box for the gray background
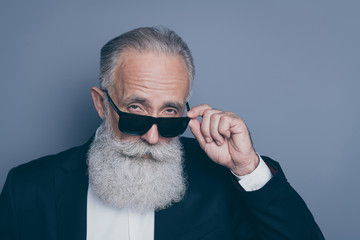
[0,0,359,239]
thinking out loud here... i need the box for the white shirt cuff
[231,155,273,191]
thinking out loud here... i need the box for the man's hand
[187,104,259,176]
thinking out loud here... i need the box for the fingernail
[206,137,212,143]
[215,141,222,146]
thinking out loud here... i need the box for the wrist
[231,153,260,176]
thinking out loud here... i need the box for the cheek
[107,111,124,139]
[119,134,141,142]
[108,112,119,132]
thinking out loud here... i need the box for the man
[0,27,324,239]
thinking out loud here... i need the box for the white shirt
[87,184,154,240]
[86,156,272,240]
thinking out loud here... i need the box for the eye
[164,108,178,116]
[127,105,143,113]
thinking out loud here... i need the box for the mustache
[108,138,182,163]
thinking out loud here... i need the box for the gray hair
[99,26,195,100]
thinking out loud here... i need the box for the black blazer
[0,137,324,240]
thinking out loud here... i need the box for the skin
[91,50,259,176]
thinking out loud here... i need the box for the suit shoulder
[8,139,91,184]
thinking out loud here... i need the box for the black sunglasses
[102,89,190,138]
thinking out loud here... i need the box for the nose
[140,124,160,145]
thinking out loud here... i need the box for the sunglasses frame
[102,89,190,137]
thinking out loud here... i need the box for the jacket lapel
[54,141,91,240]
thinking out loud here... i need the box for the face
[93,50,190,145]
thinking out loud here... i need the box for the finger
[218,114,254,152]
[209,112,226,145]
[201,109,223,143]
[218,114,238,139]
[186,104,212,119]
[188,118,206,149]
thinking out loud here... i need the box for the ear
[91,87,105,119]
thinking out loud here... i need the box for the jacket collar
[54,138,92,240]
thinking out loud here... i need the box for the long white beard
[87,119,187,212]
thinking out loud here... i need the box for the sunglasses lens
[118,113,153,135]
[158,117,190,137]
[119,115,189,137]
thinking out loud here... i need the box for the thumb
[188,118,206,149]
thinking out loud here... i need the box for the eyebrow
[122,96,147,105]
[163,102,184,111]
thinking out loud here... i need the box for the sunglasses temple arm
[186,102,190,112]
[103,89,122,116]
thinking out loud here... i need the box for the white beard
[87,119,187,212]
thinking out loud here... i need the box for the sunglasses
[102,89,190,138]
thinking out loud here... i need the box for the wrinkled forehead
[112,50,190,104]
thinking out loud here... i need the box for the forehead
[113,50,190,104]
